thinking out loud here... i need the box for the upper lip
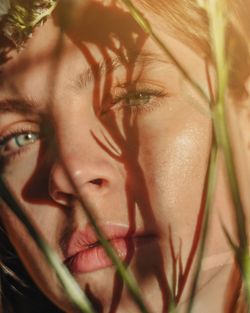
[63,223,151,262]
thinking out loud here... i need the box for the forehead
[0,0,208,107]
[0,1,146,94]
[1,0,147,65]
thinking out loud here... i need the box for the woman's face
[0,1,236,312]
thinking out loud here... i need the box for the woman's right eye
[0,131,40,158]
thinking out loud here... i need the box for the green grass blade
[221,222,238,253]
[186,142,218,313]
[0,177,95,313]
[205,0,250,306]
[120,0,210,107]
[72,191,151,313]
[207,0,248,244]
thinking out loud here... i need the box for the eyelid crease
[0,120,41,137]
[113,79,170,91]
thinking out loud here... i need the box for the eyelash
[0,128,40,163]
[108,86,167,114]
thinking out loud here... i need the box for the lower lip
[65,237,150,274]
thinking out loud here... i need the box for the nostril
[52,191,74,206]
[89,178,103,186]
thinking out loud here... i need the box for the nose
[49,156,119,206]
[48,113,122,207]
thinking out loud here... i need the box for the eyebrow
[0,98,41,115]
[73,51,172,90]
[0,51,172,114]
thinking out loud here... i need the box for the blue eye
[0,131,40,157]
[14,133,39,147]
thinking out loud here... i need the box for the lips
[63,224,154,274]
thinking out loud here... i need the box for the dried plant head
[0,0,58,48]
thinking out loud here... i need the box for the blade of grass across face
[119,0,211,108]
[118,0,250,310]
[67,187,151,313]
[186,142,218,313]
[0,177,95,313]
[203,0,250,306]
[118,1,218,311]
[58,1,209,311]
[207,0,247,244]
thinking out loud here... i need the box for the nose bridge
[54,103,107,176]
[48,101,121,205]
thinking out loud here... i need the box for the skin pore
[0,0,248,312]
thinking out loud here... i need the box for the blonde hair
[140,0,250,99]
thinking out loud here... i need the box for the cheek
[0,177,71,311]
[0,145,64,248]
[134,102,212,236]
[0,203,72,311]
[0,200,47,288]
[2,142,55,205]
[2,145,42,191]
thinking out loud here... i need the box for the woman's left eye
[0,131,40,157]
[124,92,152,106]
[109,88,166,113]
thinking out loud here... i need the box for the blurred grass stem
[206,0,250,305]
[0,177,94,313]
[67,186,151,313]
[186,143,218,313]
[120,0,211,107]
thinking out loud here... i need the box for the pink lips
[64,224,152,274]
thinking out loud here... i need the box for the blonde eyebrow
[73,50,173,90]
[0,52,172,114]
[74,56,122,89]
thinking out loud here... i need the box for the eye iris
[126,93,150,106]
[15,133,39,147]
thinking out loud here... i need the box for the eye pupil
[126,93,150,106]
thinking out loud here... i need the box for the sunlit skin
[0,1,248,312]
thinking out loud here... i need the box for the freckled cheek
[2,145,45,195]
[135,115,211,231]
